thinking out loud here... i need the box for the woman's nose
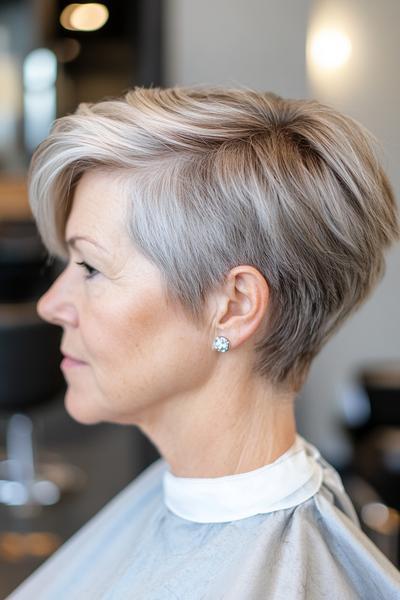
[37,273,78,328]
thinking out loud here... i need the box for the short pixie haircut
[28,86,399,392]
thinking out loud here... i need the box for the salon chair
[0,219,83,514]
[340,361,400,567]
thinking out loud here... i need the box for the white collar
[163,434,323,523]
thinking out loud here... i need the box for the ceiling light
[60,3,109,32]
[71,3,109,32]
[60,4,81,31]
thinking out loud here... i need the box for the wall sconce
[308,28,352,71]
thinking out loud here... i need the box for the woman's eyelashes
[75,261,99,279]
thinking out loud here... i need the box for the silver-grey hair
[28,86,399,392]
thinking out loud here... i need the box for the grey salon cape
[8,433,400,599]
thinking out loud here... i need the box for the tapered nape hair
[28,86,399,392]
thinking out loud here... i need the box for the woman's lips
[61,356,87,369]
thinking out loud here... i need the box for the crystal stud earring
[212,335,230,353]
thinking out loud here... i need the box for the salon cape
[8,434,400,599]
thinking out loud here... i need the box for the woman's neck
[135,373,297,478]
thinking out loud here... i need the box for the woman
[9,86,400,599]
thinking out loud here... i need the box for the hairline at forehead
[63,167,135,255]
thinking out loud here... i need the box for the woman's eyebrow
[66,235,110,254]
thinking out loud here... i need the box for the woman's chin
[64,389,103,425]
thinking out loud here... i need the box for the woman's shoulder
[297,436,398,573]
[207,440,400,600]
[272,437,400,598]
[299,434,361,523]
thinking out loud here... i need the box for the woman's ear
[212,265,269,350]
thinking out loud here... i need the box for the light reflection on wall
[23,48,57,155]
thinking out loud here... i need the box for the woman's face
[37,170,213,426]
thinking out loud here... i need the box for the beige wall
[163,0,400,462]
[164,0,311,97]
[303,0,400,461]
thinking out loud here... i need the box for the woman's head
[30,86,399,402]
[37,168,225,425]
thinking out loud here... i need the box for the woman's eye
[75,261,98,279]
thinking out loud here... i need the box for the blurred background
[0,0,399,595]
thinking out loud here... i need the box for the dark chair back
[0,302,64,411]
[0,219,65,412]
